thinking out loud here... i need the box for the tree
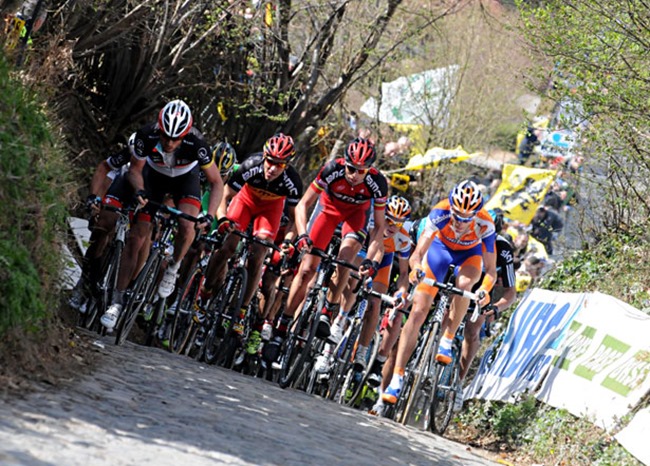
[518,0,650,236]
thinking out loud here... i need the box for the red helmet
[345,137,376,167]
[449,180,484,215]
[263,133,296,160]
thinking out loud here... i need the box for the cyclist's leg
[460,313,486,381]
[241,198,283,307]
[203,191,253,295]
[437,248,482,363]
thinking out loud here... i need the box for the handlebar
[231,229,281,252]
[145,200,200,224]
[415,277,482,322]
[308,247,359,272]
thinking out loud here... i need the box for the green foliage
[458,397,642,465]
[540,227,650,312]
[0,51,70,335]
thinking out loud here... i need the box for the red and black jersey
[132,123,213,178]
[229,153,303,206]
[312,158,388,211]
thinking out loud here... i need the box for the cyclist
[382,180,496,405]
[100,99,223,332]
[174,141,238,285]
[201,133,303,348]
[68,133,136,312]
[269,137,388,354]
[454,208,517,411]
[324,195,412,376]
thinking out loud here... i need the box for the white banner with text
[536,292,650,430]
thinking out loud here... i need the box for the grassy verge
[0,50,71,332]
[449,229,649,465]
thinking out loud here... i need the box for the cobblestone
[0,333,498,465]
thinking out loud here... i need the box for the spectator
[517,116,548,165]
[530,205,563,255]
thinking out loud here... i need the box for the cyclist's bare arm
[202,162,224,221]
[409,230,433,274]
[89,160,113,199]
[395,255,410,296]
[217,184,238,219]
[479,248,497,306]
[284,205,297,241]
[294,187,319,236]
[126,155,145,189]
[365,207,386,264]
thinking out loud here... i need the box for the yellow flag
[216,102,227,122]
[264,3,274,27]
[486,163,556,225]
[403,146,478,171]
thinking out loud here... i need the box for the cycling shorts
[307,197,368,250]
[227,189,284,239]
[374,251,394,288]
[134,164,202,222]
[103,173,134,208]
[416,236,483,297]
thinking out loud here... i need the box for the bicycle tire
[429,346,461,435]
[343,330,381,408]
[214,267,247,368]
[115,252,161,346]
[202,267,247,365]
[329,324,361,404]
[400,320,440,426]
[168,266,203,354]
[278,295,319,389]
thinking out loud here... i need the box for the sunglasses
[160,134,183,142]
[264,157,288,169]
[345,164,369,175]
[451,211,475,223]
[386,217,404,228]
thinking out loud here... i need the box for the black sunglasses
[345,164,369,174]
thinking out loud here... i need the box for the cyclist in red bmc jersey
[100,100,223,332]
[268,137,388,352]
[202,133,303,339]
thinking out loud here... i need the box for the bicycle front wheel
[429,347,461,435]
[115,252,161,346]
[278,296,318,389]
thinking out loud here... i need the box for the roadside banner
[616,407,650,466]
[465,288,584,402]
[385,146,480,174]
[536,292,650,431]
[360,65,458,127]
[485,164,556,225]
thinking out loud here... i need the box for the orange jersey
[424,199,496,253]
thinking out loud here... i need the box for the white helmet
[158,99,193,139]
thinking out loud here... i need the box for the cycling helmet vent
[158,99,193,139]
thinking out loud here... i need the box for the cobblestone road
[0,333,498,466]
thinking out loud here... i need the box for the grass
[0,50,70,334]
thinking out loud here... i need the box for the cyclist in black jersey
[100,100,224,332]
[69,133,136,313]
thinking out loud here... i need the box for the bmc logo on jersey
[366,176,383,198]
[325,168,345,185]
